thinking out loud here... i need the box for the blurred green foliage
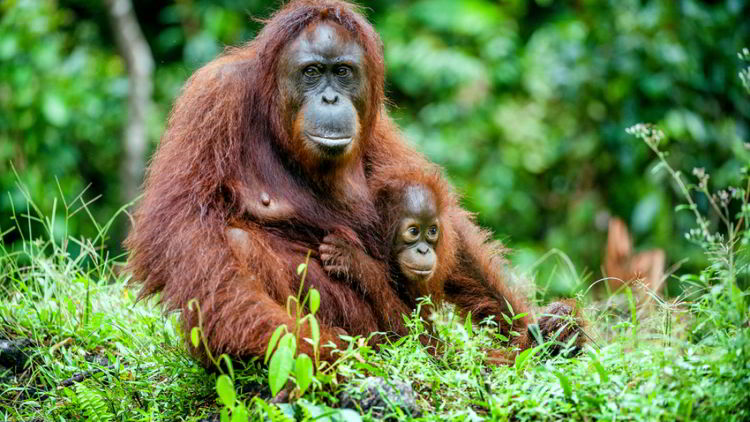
[0,0,127,244]
[1,0,748,294]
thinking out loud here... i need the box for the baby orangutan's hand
[319,234,358,280]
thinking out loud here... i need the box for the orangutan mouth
[306,133,353,151]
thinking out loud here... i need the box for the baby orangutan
[320,165,586,362]
[321,183,451,302]
[319,165,458,338]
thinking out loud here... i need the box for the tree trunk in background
[105,0,154,208]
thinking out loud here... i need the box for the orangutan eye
[334,65,352,77]
[303,65,321,77]
[404,225,419,242]
[428,226,438,237]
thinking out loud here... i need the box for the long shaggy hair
[126,0,388,362]
[125,0,581,365]
[367,163,460,305]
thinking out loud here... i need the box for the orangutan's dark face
[278,22,367,160]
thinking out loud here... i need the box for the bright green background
[1,0,748,296]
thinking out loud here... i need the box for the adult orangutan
[126,0,583,365]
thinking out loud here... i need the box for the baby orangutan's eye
[428,226,438,236]
[403,225,420,242]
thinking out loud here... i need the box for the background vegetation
[2,0,748,295]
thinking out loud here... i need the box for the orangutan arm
[318,233,411,336]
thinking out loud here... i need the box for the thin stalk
[698,186,732,232]
[294,251,312,346]
[644,141,709,237]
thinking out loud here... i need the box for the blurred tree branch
[105,0,154,207]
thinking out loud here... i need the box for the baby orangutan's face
[393,185,440,282]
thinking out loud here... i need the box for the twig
[58,364,119,388]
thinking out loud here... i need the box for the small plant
[188,255,352,420]
[65,383,115,422]
[264,252,369,399]
[264,252,321,398]
[626,121,749,330]
[188,299,251,422]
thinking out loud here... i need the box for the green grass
[0,189,748,422]
[2,125,750,421]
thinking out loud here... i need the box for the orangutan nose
[321,88,339,104]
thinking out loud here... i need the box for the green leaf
[268,333,296,397]
[554,371,572,399]
[309,289,320,314]
[220,354,235,381]
[514,347,533,370]
[191,327,201,348]
[231,402,248,422]
[504,299,514,316]
[295,354,314,395]
[286,296,297,316]
[282,332,297,354]
[277,403,296,419]
[308,316,320,346]
[464,311,473,337]
[333,409,363,422]
[514,345,542,372]
[220,408,229,422]
[216,374,235,407]
[295,399,331,420]
[512,312,528,321]
[502,313,513,326]
[587,350,609,383]
[297,263,307,275]
[265,325,287,365]
[188,298,199,312]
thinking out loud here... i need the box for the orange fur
[126,0,581,367]
[126,0,386,364]
[367,163,459,306]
